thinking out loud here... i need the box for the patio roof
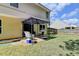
[23,17,49,25]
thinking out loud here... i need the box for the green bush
[64,39,79,51]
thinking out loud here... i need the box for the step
[0,39,20,44]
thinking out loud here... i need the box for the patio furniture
[24,31,32,44]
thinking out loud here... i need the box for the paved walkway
[10,37,45,46]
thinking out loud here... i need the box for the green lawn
[0,34,79,56]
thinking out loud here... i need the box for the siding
[0,16,22,40]
[0,3,47,21]
[0,3,49,39]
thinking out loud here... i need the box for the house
[58,25,79,34]
[0,3,50,40]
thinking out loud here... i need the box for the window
[42,25,45,29]
[0,20,1,33]
[65,27,71,29]
[40,25,42,30]
[46,12,49,19]
[10,3,19,8]
[40,25,45,30]
[72,27,75,29]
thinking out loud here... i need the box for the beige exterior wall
[0,16,22,40]
[0,3,48,21]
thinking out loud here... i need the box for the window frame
[40,24,45,30]
[10,3,19,8]
[0,20,1,34]
[46,12,49,19]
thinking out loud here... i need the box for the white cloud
[43,3,79,27]
[50,20,69,29]
[50,18,78,29]
[60,8,79,19]
[61,14,67,19]
[49,3,70,19]
[42,3,70,19]
[55,3,70,11]
[63,18,79,25]
[68,8,79,17]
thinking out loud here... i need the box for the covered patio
[22,17,49,39]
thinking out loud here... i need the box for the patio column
[44,24,47,35]
[34,24,38,35]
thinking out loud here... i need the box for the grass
[0,34,79,56]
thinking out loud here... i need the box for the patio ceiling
[23,17,49,25]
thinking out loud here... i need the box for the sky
[42,3,79,28]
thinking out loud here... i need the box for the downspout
[48,11,50,36]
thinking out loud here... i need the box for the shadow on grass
[48,36,57,39]
[46,35,57,40]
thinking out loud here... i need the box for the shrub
[64,39,79,51]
